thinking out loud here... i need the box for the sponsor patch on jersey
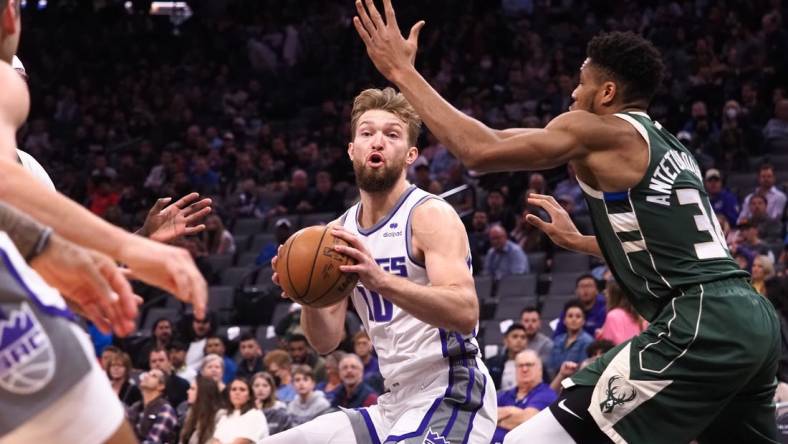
[0,302,55,394]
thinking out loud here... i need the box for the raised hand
[525,193,584,249]
[30,234,139,336]
[139,192,212,243]
[353,0,425,82]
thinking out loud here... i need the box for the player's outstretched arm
[0,157,207,317]
[526,194,602,258]
[332,199,478,334]
[353,0,600,173]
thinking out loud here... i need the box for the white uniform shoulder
[17,149,55,191]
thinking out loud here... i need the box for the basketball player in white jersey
[265,88,497,444]
[0,1,204,442]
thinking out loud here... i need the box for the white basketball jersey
[341,186,481,385]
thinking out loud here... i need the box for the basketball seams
[284,229,303,299]
[302,225,330,300]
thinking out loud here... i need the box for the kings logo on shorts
[0,302,55,394]
[423,429,449,444]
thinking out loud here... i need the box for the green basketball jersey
[578,111,748,321]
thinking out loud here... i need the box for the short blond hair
[351,88,422,147]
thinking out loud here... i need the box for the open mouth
[367,152,385,168]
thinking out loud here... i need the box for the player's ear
[600,81,617,106]
[405,146,418,165]
[347,142,354,159]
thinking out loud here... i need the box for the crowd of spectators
[13,0,788,442]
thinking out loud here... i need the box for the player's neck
[358,180,411,229]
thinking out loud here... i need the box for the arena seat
[552,251,590,273]
[497,274,537,298]
[548,272,584,295]
[221,266,254,286]
[233,218,265,236]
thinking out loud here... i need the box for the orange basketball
[275,225,358,308]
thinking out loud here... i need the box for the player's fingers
[528,193,563,211]
[355,0,376,35]
[527,196,561,219]
[408,20,425,44]
[339,264,364,273]
[271,271,280,286]
[183,224,207,236]
[331,229,367,253]
[364,0,386,30]
[171,192,200,210]
[83,303,112,334]
[333,244,366,262]
[382,0,397,26]
[182,199,212,217]
[150,197,172,214]
[184,207,212,224]
[525,214,552,233]
[353,16,373,44]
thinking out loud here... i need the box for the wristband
[26,227,53,262]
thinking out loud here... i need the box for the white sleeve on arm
[16,149,56,191]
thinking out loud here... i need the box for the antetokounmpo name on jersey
[646,149,702,206]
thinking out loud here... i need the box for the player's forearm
[393,68,500,170]
[0,157,128,258]
[0,202,51,261]
[566,234,603,258]
[299,299,348,355]
[377,273,478,335]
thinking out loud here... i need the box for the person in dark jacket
[486,324,528,390]
[331,354,378,409]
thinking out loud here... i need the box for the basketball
[275,225,359,308]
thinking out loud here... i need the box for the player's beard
[353,155,404,193]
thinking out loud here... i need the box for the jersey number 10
[357,287,394,322]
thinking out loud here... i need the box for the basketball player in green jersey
[353,1,779,442]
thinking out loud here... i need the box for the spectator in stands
[270,169,311,216]
[317,351,345,402]
[287,366,331,426]
[307,171,345,215]
[202,215,236,255]
[704,169,740,227]
[169,341,197,383]
[549,300,595,376]
[493,350,557,444]
[205,336,237,384]
[745,194,784,244]
[200,354,227,392]
[288,334,327,383]
[738,164,787,224]
[485,189,517,232]
[127,369,178,444]
[256,218,293,266]
[414,163,442,194]
[137,317,175,369]
[596,280,647,345]
[763,99,788,152]
[190,157,220,195]
[87,175,120,217]
[683,100,720,142]
[264,350,296,403]
[520,307,553,368]
[236,332,266,380]
[549,340,615,393]
[106,351,141,407]
[469,210,491,274]
[487,324,529,391]
[511,206,554,262]
[752,255,776,296]
[180,376,223,444]
[252,372,293,435]
[185,313,216,371]
[150,347,192,409]
[553,274,607,338]
[213,378,269,443]
[552,164,587,216]
[332,354,378,409]
[352,331,382,390]
[484,224,529,279]
[737,219,774,260]
[100,345,121,371]
[528,173,549,196]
